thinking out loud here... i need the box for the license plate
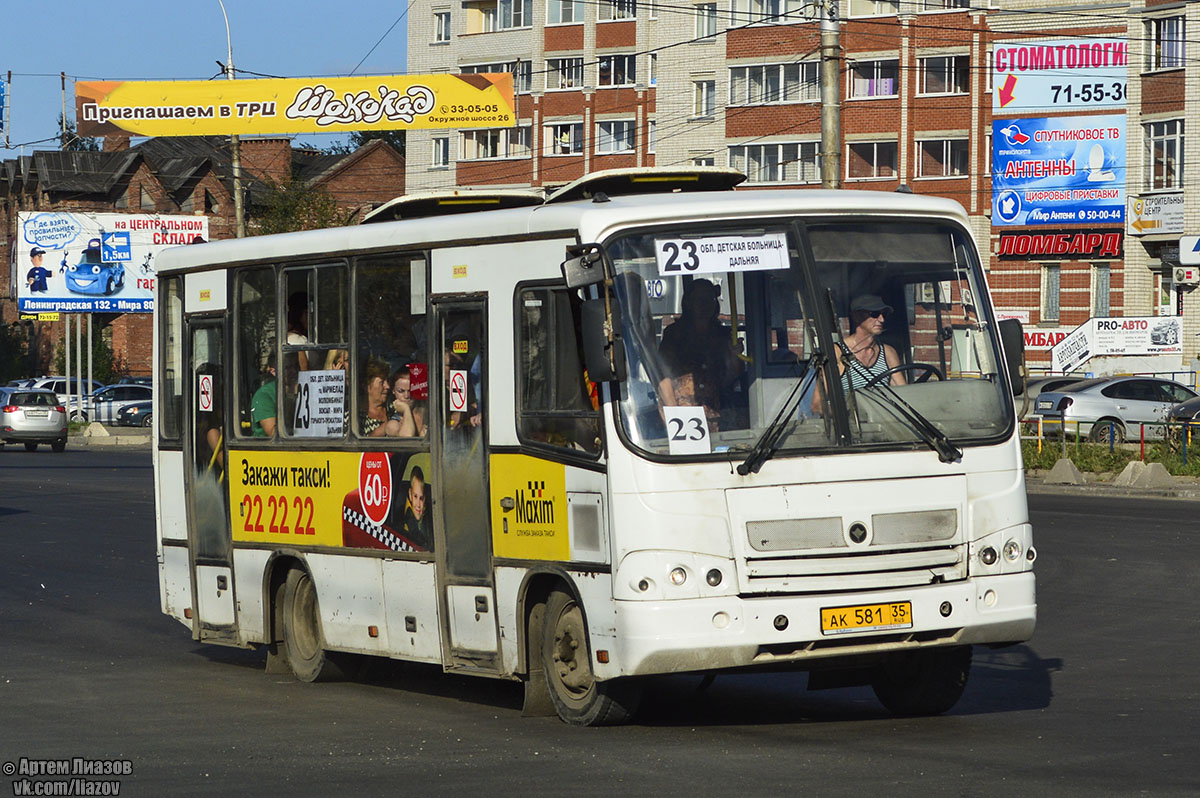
[1037,399,1053,410]
[820,601,912,635]
[25,410,48,418]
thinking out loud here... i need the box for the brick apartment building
[406,0,1200,373]
[1,135,405,377]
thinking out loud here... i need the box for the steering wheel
[863,363,945,388]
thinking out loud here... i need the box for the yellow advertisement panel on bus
[76,74,515,137]
[489,454,569,561]
[229,449,434,553]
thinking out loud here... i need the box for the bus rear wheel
[871,645,972,716]
[541,589,641,726]
[281,567,342,683]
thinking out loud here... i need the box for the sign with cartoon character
[16,211,208,313]
[991,115,1125,227]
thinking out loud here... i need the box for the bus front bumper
[600,572,1035,679]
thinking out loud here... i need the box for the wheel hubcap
[551,602,593,697]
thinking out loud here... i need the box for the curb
[1025,476,1200,501]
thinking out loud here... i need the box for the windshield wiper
[840,344,962,464]
[737,352,826,476]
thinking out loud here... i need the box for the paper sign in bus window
[292,369,345,437]
[663,406,712,455]
[654,232,789,277]
[448,369,469,413]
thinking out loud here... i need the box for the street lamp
[218,0,246,238]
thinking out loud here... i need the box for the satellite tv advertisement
[17,211,208,313]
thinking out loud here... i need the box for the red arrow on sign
[998,74,1017,108]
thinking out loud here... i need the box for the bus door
[434,300,499,669]
[185,319,238,642]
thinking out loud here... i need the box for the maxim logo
[515,480,554,525]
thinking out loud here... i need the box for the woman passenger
[360,360,390,437]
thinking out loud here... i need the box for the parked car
[117,376,153,386]
[1014,375,1088,420]
[31,376,105,406]
[0,387,68,452]
[115,400,153,428]
[64,238,125,296]
[1034,376,1198,442]
[74,384,154,424]
[5,378,37,388]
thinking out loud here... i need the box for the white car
[72,384,153,424]
[1034,376,1197,442]
[31,376,105,406]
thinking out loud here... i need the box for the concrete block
[1113,461,1147,487]
[1045,458,1085,484]
[1131,462,1175,489]
[84,422,110,437]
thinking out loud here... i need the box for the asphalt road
[1,447,1196,796]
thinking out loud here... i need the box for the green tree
[250,178,347,235]
[58,115,101,152]
[0,323,30,383]
[323,129,405,156]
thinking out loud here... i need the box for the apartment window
[548,0,583,23]
[463,61,533,93]
[985,132,992,175]
[597,120,636,153]
[1146,16,1185,70]
[919,0,967,9]
[648,121,656,154]
[729,142,821,184]
[600,0,636,20]
[696,3,718,37]
[140,186,155,211]
[547,57,584,90]
[693,156,716,167]
[545,122,584,155]
[847,0,898,16]
[1145,119,1184,190]
[434,11,452,42]
[650,54,658,85]
[919,55,969,95]
[432,136,450,167]
[499,0,532,27]
[599,54,636,87]
[848,58,898,98]
[917,138,969,178]
[1093,264,1111,317]
[461,126,531,160]
[729,62,818,105]
[693,80,717,117]
[847,140,897,179]
[1042,264,1060,322]
[731,0,813,25]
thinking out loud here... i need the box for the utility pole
[820,0,842,189]
[219,0,246,238]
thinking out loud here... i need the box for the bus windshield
[608,219,1012,459]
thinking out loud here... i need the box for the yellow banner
[490,454,570,561]
[229,449,434,552]
[76,74,515,137]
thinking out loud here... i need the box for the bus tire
[281,567,342,683]
[541,588,641,726]
[871,645,972,717]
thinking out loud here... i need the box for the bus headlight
[615,551,736,600]
[1003,540,1022,562]
[669,567,687,586]
[706,568,723,587]
[979,546,998,566]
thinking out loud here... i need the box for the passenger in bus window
[360,359,390,437]
[384,367,418,437]
[251,353,277,438]
[657,278,743,429]
[287,291,310,370]
[324,348,349,371]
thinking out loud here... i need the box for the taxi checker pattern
[342,502,417,553]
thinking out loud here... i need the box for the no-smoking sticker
[198,373,214,412]
[449,369,468,413]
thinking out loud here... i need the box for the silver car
[1034,376,1198,442]
[0,388,68,452]
[73,384,153,424]
[1014,375,1088,421]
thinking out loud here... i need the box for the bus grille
[741,545,966,594]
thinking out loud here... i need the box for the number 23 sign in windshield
[655,233,789,276]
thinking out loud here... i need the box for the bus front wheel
[281,568,341,683]
[541,589,641,726]
[871,645,972,716]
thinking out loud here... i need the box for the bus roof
[155,187,972,276]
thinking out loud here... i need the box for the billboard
[992,38,1127,112]
[1050,316,1183,372]
[992,115,1125,227]
[17,212,209,313]
[1128,193,1185,236]
[76,74,515,138]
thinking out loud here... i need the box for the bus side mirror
[580,299,626,382]
[998,318,1026,397]
[561,244,608,289]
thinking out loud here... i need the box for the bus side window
[159,276,185,441]
[282,263,349,438]
[354,254,427,439]
[235,267,277,438]
[516,286,602,455]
